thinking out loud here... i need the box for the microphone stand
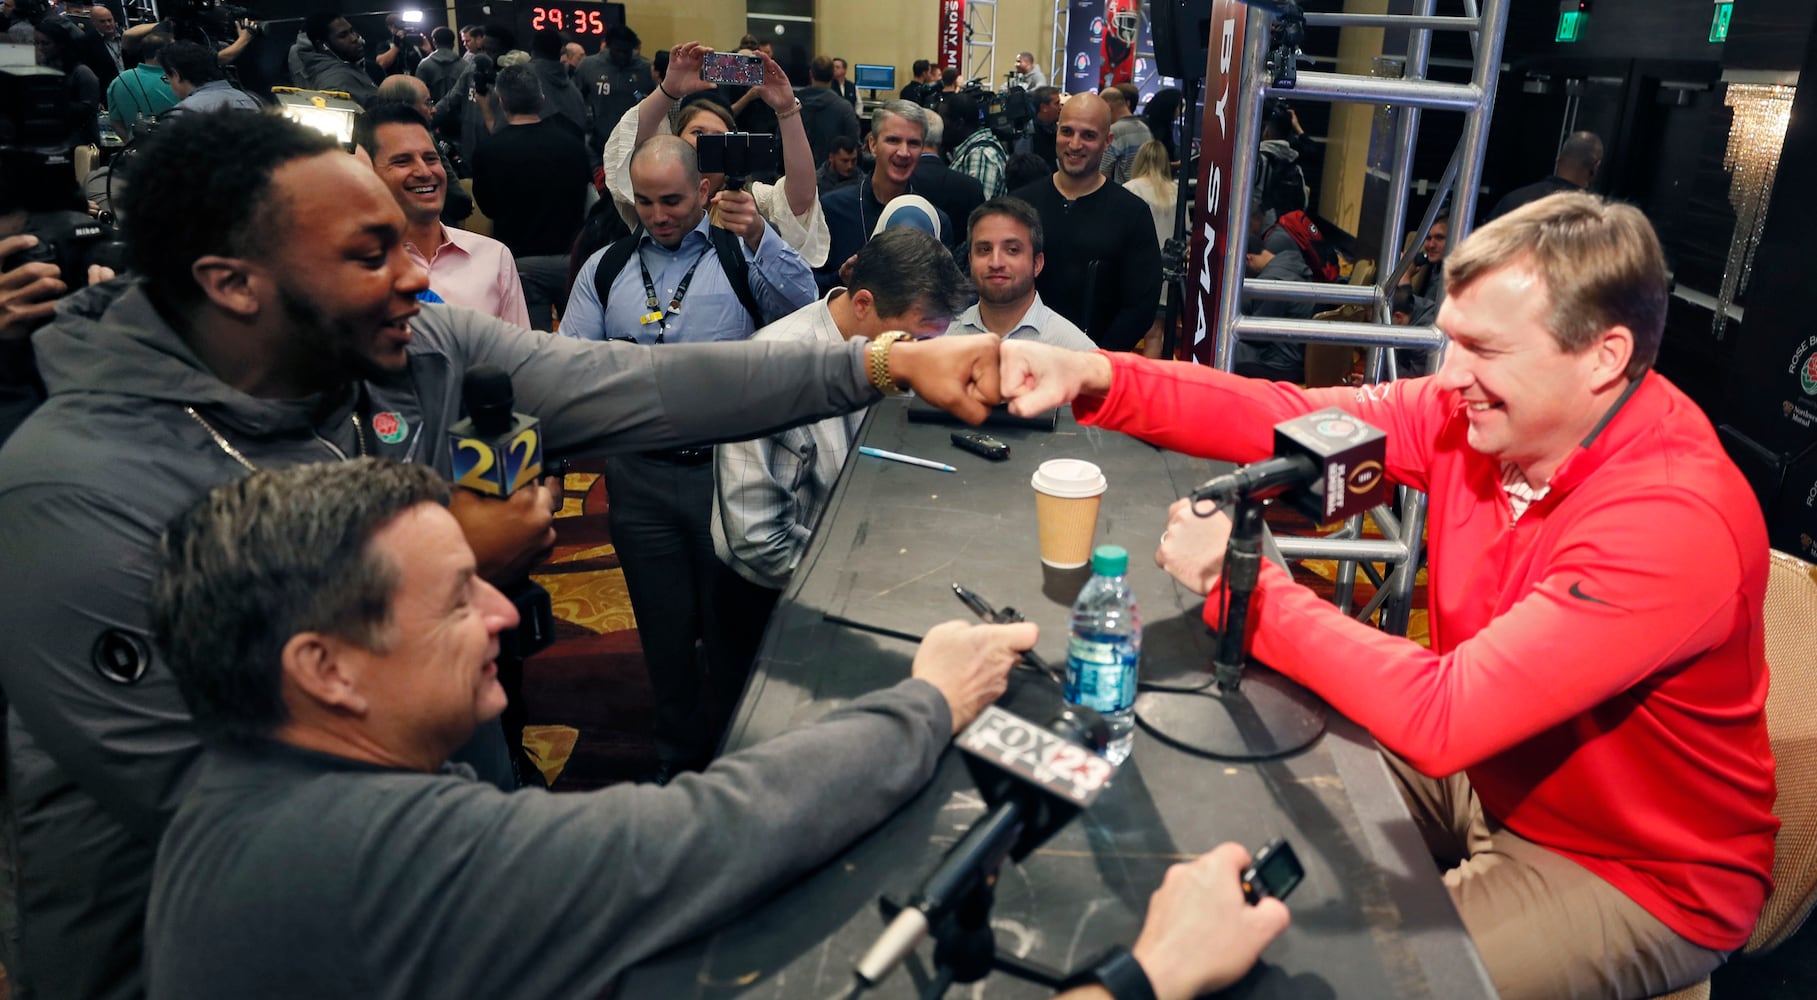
[1212,497,1268,693]
[1132,491,1327,761]
[876,882,1068,1000]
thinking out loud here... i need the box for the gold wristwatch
[867,331,914,396]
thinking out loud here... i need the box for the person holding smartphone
[602,41,829,267]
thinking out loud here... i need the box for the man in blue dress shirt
[563,135,818,781]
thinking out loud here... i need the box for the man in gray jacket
[291,13,379,107]
[143,458,1033,997]
[0,109,999,1000]
[414,25,466,103]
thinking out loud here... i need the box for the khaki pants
[1383,750,1726,1000]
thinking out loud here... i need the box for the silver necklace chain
[183,406,368,472]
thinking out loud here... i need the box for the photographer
[374,13,430,79]
[606,42,828,266]
[123,9,256,65]
[0,157,116,444]
[563,135,819,782]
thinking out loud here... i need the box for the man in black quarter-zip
[1010,92,1161,352]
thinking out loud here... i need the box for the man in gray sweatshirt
[142,458,1033,998]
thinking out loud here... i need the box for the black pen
[951,583,1064,685]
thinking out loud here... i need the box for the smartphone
[701,51,764,87]
[694,132,779,180]
[1241,838,1304,904]
[950,431,1010,461]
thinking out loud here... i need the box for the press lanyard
[636,243,712,344]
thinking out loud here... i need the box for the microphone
[855,704,1115,985]
[447,366,555,665]
[1190,408,1388,523]
[448,366,544,499]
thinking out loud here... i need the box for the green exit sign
[1556,10,1586,43]
[1710,2,1733,43]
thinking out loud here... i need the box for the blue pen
[858,446,956,473]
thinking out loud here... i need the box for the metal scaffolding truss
[1050,0,1068,90]
[965,0,999,88]
[1215,0,1510,633]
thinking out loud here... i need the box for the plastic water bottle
[1065,545,1142,764]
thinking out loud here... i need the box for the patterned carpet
[520,461,1427,791]
[522,462,660,790]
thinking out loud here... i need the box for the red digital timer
[529,6,608,35]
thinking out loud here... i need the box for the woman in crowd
[1122,140,1176,357]
[605,42,828,266]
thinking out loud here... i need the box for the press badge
[640,310,664,325]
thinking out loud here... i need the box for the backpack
[1257,146,1308,217]
[590,224,764,328]
[1265,211,1343,283]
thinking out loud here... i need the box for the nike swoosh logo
[1569,582,1618,608]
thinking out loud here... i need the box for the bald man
[376,73,435,122]
[1009,93,1161,351]
[560,134,819,781]
[1489,130,1604,221]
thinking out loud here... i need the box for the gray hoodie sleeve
[402,680,953,994]
[426,308,881,456]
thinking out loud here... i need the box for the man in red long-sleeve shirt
[994,192,1777,1000]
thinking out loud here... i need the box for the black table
[622,400,1496,999]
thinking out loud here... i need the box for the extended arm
[749,54,815,218]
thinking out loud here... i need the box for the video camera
[132,0,256,49]
[944,80,1034,143]
[694,132,778,190]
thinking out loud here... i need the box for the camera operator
[0,156,116,444]
[290,13,378,106]
[946,91,1010,199]
[375,13,430,79]
[123,7,255,66]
